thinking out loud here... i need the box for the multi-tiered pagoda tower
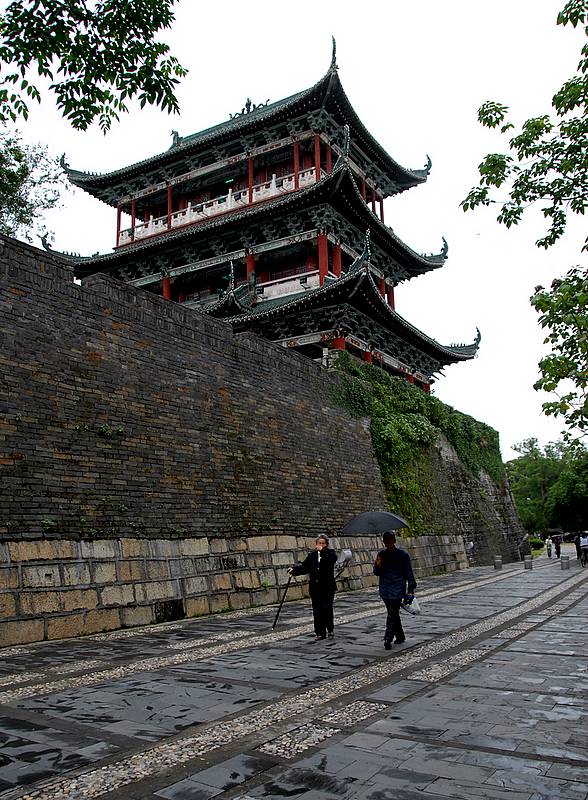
[60,43,479,390]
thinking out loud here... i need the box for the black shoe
[394,636,406,644]
[384,640,392,650]
[327,631,334,638]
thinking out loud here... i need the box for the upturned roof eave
[70,161,446,278]
[64,61,428,196]
[224,262,478,363]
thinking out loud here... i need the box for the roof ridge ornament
[229,98,270,120]
[330,36,338,70]
[333,124,351,170]
[170,130,182,148]
[441,236,448,258]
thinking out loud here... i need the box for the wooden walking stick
[272,574,293,629]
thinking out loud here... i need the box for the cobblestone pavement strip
[1,555,587,800]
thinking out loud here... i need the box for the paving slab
[0,559,587,800]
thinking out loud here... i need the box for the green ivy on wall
[331,353,504,533]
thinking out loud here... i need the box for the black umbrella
[341,510,409,535]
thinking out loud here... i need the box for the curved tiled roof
[64,54,428,199]
[218,243,479,364]
[71,159,446,281]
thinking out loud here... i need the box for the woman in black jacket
[289,535,337,641]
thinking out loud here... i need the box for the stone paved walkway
[1,547,587,800]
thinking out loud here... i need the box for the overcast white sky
[18,0,586,460]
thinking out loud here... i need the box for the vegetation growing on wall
[331,353,504,532]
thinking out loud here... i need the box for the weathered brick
[233,570,260,590]
[209,593,230,613]
[247,535,276,552]
[182,576,208,595]
[8,540,77,561]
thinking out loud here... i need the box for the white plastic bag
[401,595,421,615]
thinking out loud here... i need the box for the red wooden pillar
[332,336,346,350]
[371,189,376,214]
[162,276,172,300]
[423,382,431,394]
[407,375,415,384]
[386,284,395,309]
[361,176,367,201]
[130,199,136,241]
[317,232,329,286]
[314,134,321,181]
[293,140,299,189]
[326,143,332,174]
[363,351,373,364]
[379,196,385,223]
[246,252,256,282]
[248,157,254,204]
[116,204,122,247]
[167,186,173,229]
[332,243,342,277]
[379,276,386,297]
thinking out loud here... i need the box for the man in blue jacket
[373,531,416,649]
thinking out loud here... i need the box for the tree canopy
[462,1,588,440]
[506,438,588,533]
[0,0,187,240]
[0,0,187,132]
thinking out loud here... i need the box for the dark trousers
[383,598,404,642]
[310,590,335,637]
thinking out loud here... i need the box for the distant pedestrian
[545,536,553,558]
[373,531,416,650]
[574,534,582,561]
[554,535,562,559]
[580,533,588,567]
[288,536,337,641]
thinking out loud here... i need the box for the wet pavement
[0,547,587,799]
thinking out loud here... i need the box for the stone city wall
[0,532,468,646]
[0,236,511,646]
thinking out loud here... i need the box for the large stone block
[21,565,60,588]
[247,535,276,552]
[145,560,170,580]
[0,619,44,647]
[100,583,135,606]
[140,580,178,602]
[46,608,120,640]
[117,561,144,582]
[276,535,298,550]
[62,563,91,586]
[19,590,61,615]
[179,538,209,557]
[182,575,208,595]
[0,593,16,618]
[233,570,260,590]
[0,568,19,589]
[120,538,148,558]
[121,605,154,628]
[80,540,118,559]
[92,561,117,584]
[185,595,210,617]
[229,591,251,610]
[8,540,77,561]
[210,573,231,592]
[62,589,98,612]
[209,593,230,613]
